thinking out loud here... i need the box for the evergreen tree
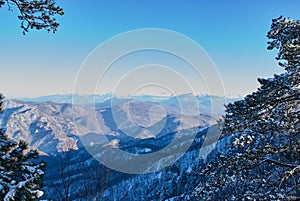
[193,16,299,200]
[0,0,64,34]
[0,94,45,200]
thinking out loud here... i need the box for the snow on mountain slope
[0,99,80,154]
[19,93,113,104]
[0,97,219,156]
[0,95,228,200]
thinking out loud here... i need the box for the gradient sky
[0,0,300,98]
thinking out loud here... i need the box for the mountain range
[0,94,236,200]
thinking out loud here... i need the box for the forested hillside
[193,16,300,200]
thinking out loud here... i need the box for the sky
[0,0,300,98]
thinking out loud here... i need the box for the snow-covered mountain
[19,93,113,104]
[0,95,228,200]
[19,93,237,112]
[0,96,221,155]
[0,99,79,154]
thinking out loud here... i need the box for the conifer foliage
[194,16,300,200]
[0,94,45,200]
[0,0,64,34]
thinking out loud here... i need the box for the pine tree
[0,94,45,200]
[193,16,299,200]
[0,0,64,34]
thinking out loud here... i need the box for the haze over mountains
[1,94,236,154]
[0,93,237,200]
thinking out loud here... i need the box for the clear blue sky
[0,0,300,97]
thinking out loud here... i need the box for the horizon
[1,1,300,98]
[11,92,241,100]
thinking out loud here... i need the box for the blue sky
[0,0,300,97]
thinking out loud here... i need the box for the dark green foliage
[0,0,64,34]
[223,16,299,136]
[0,94,45,200]
[194,17,300,200]
[267,16,300,71]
